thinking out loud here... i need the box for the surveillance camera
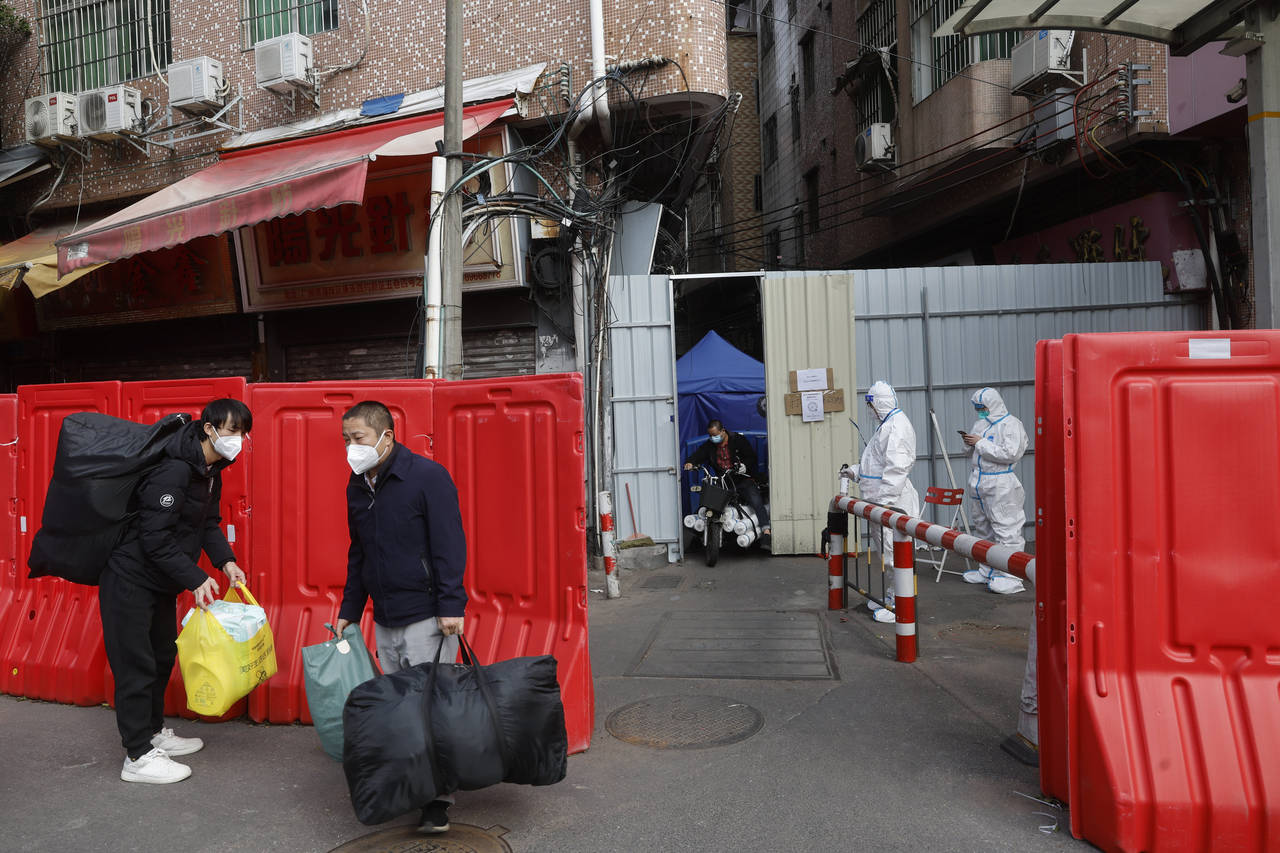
[1226,78,1247,104]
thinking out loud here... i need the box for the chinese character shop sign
[240,135,520,310]
[992,191,1207,292]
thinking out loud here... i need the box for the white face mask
[347,431,389,475]
[210,427,243,462]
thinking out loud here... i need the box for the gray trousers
[1018,619,1039,745]
[375,617,461,805]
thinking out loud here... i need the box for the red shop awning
[56,98,513,276]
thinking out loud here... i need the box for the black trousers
[99,569,178,759]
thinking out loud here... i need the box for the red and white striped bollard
[891,525,917,662]
[598,491,620,599]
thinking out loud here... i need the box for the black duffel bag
[342,634,568,825]
[28,411,191,585]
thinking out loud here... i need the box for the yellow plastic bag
[176,583,278,716]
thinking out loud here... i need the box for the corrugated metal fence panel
[762,272,859,555]
[854,262,1206,540]
[609,275,681,559]
[463,326,536,379]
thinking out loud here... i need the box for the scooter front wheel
[705,524,721,567]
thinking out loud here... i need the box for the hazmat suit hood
[866,380,899,420]
[971,387,1008,420]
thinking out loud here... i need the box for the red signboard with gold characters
[36,234,238,330]
[238,130,526,311]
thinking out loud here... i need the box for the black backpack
[28,412,191,585]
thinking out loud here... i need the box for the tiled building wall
[1,0,728,211]
[720,30,762,271]
[764,3,1191,268]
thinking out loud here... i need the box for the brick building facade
[722,0,1252,328]
[0,0,732,387]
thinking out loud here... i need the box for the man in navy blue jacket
[334,400,467,834]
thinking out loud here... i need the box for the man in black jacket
[100,398,251,785]
[335,400,468,834]
[683,419,771,550]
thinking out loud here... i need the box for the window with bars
[763,113,778,165]
[910,0,1013,103]
[855,0,897,128]
[240,0,338,48]
[38,0,171,93]
[804,168,819,234]
[800,32,815,97]
[760,0,774,54]
[790,84,800,140]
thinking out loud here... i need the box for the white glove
[734,462,747,475]
[846,464,860,482]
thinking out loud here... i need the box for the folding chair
[918,486,967,582]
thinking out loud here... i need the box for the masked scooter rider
[682,419,771,551]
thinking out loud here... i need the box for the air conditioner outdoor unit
[79,85,142,138]
[255,33,312,93]
[169,56,225,114]
[1011,30,1075,94]
[855,123,894,170]
[24,93,78,144]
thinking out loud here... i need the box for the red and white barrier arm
[829,496,1036,585]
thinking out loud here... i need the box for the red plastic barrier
[245,381,436,725]
[433,374,592,754]
[0,395,18,643]
[118,378,251,720]
[1,383,121,706]
[1063,332,1280,853]
[1033,340,1069,803]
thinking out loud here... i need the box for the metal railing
[239,0,338,47]
[826,494,1035,663]
[39,0,171,93]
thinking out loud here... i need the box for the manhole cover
[606,695,764,749]
[641,574,683,589]
[329,823,511,853]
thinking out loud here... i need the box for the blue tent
[676,332,768,513]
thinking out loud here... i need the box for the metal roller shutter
[462,326,535,379]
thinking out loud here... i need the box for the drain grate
[627,610,836,680]
[640,574,683,589]
[606,695,764,749]
[329,823,511,852]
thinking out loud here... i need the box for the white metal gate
[608,274,681,561]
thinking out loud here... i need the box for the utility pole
[441,0,464,379]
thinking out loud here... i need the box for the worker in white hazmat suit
[847,380,920,624]
[960,387,1027,595]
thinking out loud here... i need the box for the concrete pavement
[0,549,1091,852]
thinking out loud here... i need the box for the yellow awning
[0,221,104,298]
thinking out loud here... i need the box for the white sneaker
[963,568,992,584]
[121,747,192,784]
[988,573,1026,595]
[151,727,204,756]
[871,606,895,624]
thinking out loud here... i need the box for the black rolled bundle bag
[342,635,568,825]
[28,412,191,585]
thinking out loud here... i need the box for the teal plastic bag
[302,623,379,761]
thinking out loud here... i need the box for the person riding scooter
[683,419,771,551]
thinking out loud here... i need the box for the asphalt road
[0,549,1093,852]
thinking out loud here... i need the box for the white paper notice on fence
[796,368,828,391]
[801,391,824,422]
[1188,338,1230,360]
